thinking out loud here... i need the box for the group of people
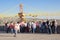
[4,20,58,37]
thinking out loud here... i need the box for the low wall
[0,26,60,33]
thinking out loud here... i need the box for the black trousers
[6,27,10,33]
[51,26,55,34]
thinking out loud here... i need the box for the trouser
[47,28,51,34]
[11,28,14,33]
[36,27,40,33]
[46,27,52,34]
[33,28,36,33]
[52,27,55,34]
[20,27,24,33]
[14,29,18,35]
[6,27,10,33]
[29,28,32,33]
[55,27,57,34]
[40,28,45,33]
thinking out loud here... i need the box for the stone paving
[0,33,60,40]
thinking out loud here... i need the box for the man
[5,22,10,33]
[51,21,55,34]
[27,22,31,33]
[9,22,14,34]
[20,21,25,33]
[14,22,20,37]
[55,20,57,34]
[32,21,36,33]
[46,20,52,34]
[39,21,42,33]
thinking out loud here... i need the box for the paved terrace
[0,33,60,40]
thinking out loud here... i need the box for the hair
[17,22,19,23]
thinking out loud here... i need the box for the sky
[0,0,60,16]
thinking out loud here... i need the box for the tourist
[26,22,31,33]
[55,20,58,34]
[5,22,10,33]
[13,22,20,37]
[35,21,40,33]
[46,20,52,34]
[24,22,27,32]
[9,22,14,34]
[32,21,36,33]
[39,21,42,33]
[20,21,25,33]
[51,21,55,34]
[41,22,46,33]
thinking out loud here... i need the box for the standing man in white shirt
[55,20,58,34]
[32,21,36,33]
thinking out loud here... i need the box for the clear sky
[0,0,60,16]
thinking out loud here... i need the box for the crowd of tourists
[4,20,58,37]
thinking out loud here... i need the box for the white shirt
[29,22,32,28]
[7,23,10,28]
[55,21,57,27]
[25,23,27,27]
[32,23,36,29]
[15,23,20,30]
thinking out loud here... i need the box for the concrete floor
[0,33,60,40]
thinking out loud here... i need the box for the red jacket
[9,24,14,29]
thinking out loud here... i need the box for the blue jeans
[33,28,36,33]
[11,29,14,33]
